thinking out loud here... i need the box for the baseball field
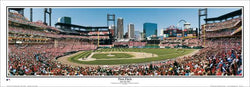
[57,48,198,66]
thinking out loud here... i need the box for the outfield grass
[92,53,133,59]
[68,48,196,65]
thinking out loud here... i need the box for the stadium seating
[205,17,241,31]
[8,37,242,76]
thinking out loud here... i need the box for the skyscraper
[134,31,142,41]
[128,23,134,39]
[160,29,164,36]
[117,18,124,39]
[143,23,157,39]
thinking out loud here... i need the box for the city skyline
[23,8,240,35]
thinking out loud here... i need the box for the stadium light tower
[198,8,207,39]
[44,8,52,26]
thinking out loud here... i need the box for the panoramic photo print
[7,7,242,77]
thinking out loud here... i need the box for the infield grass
[92,53,133,59]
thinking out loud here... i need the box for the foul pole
[203,24,206,47]
[98,30,100,48]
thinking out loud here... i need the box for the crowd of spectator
[205,17,241,31]
[159,43,178,48]
[159,38,202,48]
[9,11,110,40]
[205,28,237,38]
[8,40,97,76]
[183,39,202,47]
[87,31,110,36]
[9,12,49,28]
[160,39,182,48]
[205,38,241,49]
[8,33,49,43]
[9,27,110,39]
[8,36,242,76]
[128,41,147,47]
[8,12,29,23]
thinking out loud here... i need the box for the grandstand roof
[204,9,242,22]
[9,8,24,10]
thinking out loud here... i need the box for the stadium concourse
[8,10,242,76]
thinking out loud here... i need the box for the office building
[128,23,135,39]
[143,23,157,39]
[117,18,124,39]
[134,31,142,41]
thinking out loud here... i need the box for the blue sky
[23,7,240,35]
